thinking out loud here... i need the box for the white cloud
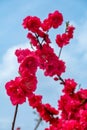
[0,43,31,85]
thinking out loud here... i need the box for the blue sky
[0,0,87,130]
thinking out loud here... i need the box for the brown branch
[12,104,19,130]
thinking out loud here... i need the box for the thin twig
[58,75,65,84]
[58,47,63,58]
[35,33,42,48]
[34,117,42,130]
[12,104,19,130]
[65,21,69,32]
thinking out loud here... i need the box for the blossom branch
[12,104,19,130]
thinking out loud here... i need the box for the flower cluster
[55,24,75,48]
[5,10,87,130]
[46,79,87,130]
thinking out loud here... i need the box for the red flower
[55,25,75,48]
[56,33,69,48]
[22,16,41,33]
[41,10,63,31]
[62,79,77,94]
[36,44,65,76]
[62,120,81,130]
[41,18,52,31]
[37,103,58,123]
[28,93,42,108]
[35,44,54,69]
[19,75,37,97]
[67,25,75,39]
[5,77,26,105]
[44,59,65,77]
[19,54,39,77]
[15,48,32,63]
[48,10,63,29]
[5,75,38,105]
[58,93,81,120]
[44,104,58,115]
[78,89,87,100]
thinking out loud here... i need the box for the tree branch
[34,117,42,130]
[12,104,19,130]
[58,47,63,58]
